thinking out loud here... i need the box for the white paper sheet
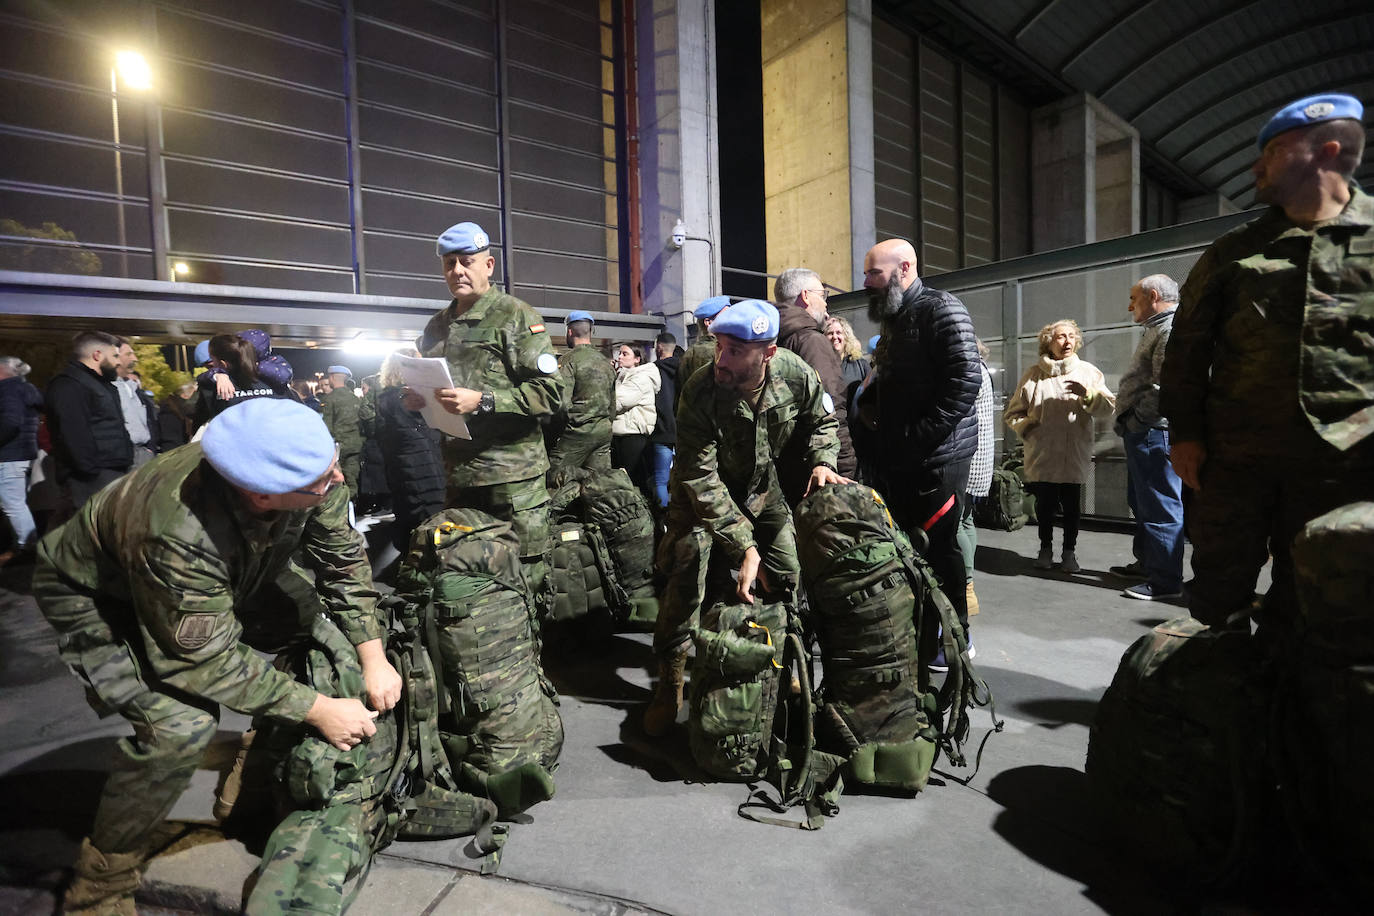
[393,354,471,440]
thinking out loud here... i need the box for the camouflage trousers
[339,453,361,500]
[446,475,552,617]
[1186,448,1374,631]
[652,496,798,657]
[547,430,612,475]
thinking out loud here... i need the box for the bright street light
[115,51,152,90]
[173,261,190,276]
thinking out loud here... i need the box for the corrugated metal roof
[879,0,1372,207]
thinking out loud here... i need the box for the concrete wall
[636,0,720,342]
[1031,93,1140,251]
[761,0,871,292]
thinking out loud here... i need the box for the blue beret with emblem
[1258,93,1363,150]
[202,398,337,495]
[694,295,732,322]
[436,221,492,257]
[194,339,211,366]
[566,309,595,325]
[326,365,352,378]
[710,299,779,342]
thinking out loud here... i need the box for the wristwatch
[477,391,495,415]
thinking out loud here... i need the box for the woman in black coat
[374,352,445,553]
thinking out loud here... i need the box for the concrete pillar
[635,0,720,344]
[1030,92,1139,251]
[761,0,873,292]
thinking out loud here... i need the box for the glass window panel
[507,65,602,119]
[162,110,349,179]
[169,256,356,292]
[363,273,448,300]
[355,20,495,91]
[505,29,600,85]
[510,284,617,314]
[3,133,146,198]
[0,76,133,144]
[509,176,607,224]
[512,249,611,291]
[361,190,501,240]
[164,159,351,224]
[163,61,345,136]
[358,105,497,162]
[360,148,500,203]
[507,2,599,49]
[509,212,610,259]
[354,0,495,55]
[509,139,605,190]
[507,102,600,152]
[0,188,150,252]
[0,19,116,91]
[155,8,342,91]
[167,208,353,266]
[169,0,342,47]
[362,230,450,277]
[356,64,497,130]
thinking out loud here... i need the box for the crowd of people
[1,89,1369,913]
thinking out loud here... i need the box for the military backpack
[794,483,999,792]
[974,468,1029,532]
[394,508,563,817]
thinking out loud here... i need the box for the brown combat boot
[62,838,142,916]
[641,649,688,737]
[967,581,980,616]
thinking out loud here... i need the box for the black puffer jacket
[861,279,980,476]
[375,386,445,549]
[650,354,679,446]
[0,375,43,462]
[44,360,133,481]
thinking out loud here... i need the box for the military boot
[966,581,980,616]
[63,838,142,916]
[641,649,687,737]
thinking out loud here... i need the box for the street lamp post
[110,51,151,279]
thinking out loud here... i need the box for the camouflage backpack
[1284,503,1374,900]
[394,508,563,818]
[793,483,1000,792]
[973,468,1029,531]
[247,613,502,915]
[1084,615,1270,890]
[547,468,658,628]
[687,599,845,830]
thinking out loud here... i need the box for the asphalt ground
[0,524,1273,915]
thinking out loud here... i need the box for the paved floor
[0,525,1247,915]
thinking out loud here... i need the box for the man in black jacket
[857,239,981,658]
[45,331,134,513]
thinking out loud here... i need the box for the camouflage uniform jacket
[1161,184,1374,458]
[321,386,363,460]
[558,343,615,439]
[675,333,715,414]
[670,347,840,564]
[417,288,565,486]
[36,444,384,722]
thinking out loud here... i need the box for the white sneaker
[1033,547,1054,569]
[1060,549,1080,573]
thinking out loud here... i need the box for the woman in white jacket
[611,342,660,489]
[1004,320,1116,573]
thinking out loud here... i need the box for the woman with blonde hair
[824,315,870,392]
[1004,319,1115,573]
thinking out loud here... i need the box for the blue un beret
[868,335,881,352]
[566,310,594,325]
[436,222,491,257]
[193,339,211,366]
[202,399,337,495]
[326,365,352,378]
[710,299,779,342]
[694,295,732,322]
[1258,93,1363,150]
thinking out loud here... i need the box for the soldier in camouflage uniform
[643,300,844,736]
[407,222,565,611]
[547,309,615,475]
[320,365,363,497]
[32,398,400,916]
[675,295,731,413]
[1161,93,1374,633]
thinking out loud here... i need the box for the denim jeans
[1123,427,1184,591]
[650,443,673,510]
[0,460,36,550]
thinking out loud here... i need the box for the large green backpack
[546,468,658,628]
[394,508,563,817]
[247,613,503,915]
[974,468,1029,531]
[1286,503,1374,900]
[1085,615,1270,890]
[794,483,998,791]
[687,598,845,829]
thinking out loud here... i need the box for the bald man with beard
[856,239,982,662]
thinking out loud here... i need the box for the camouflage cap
[202,398,337,494]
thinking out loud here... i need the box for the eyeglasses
[805,288,828,301]
[293,444,342,497]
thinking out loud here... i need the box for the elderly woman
[1004,320,1115,573]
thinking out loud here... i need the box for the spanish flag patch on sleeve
[529,323,545,333]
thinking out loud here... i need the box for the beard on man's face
[867,272,904,322]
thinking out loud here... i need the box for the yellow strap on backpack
[747,621,783,669]
[433,521,475,547]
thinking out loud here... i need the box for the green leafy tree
[0,219,103,275]
[134,344,192,401]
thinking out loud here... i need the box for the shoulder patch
[822,392,835,414]
[174,613,219,651]
[529,323,546,334]
[537,353,559,375]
